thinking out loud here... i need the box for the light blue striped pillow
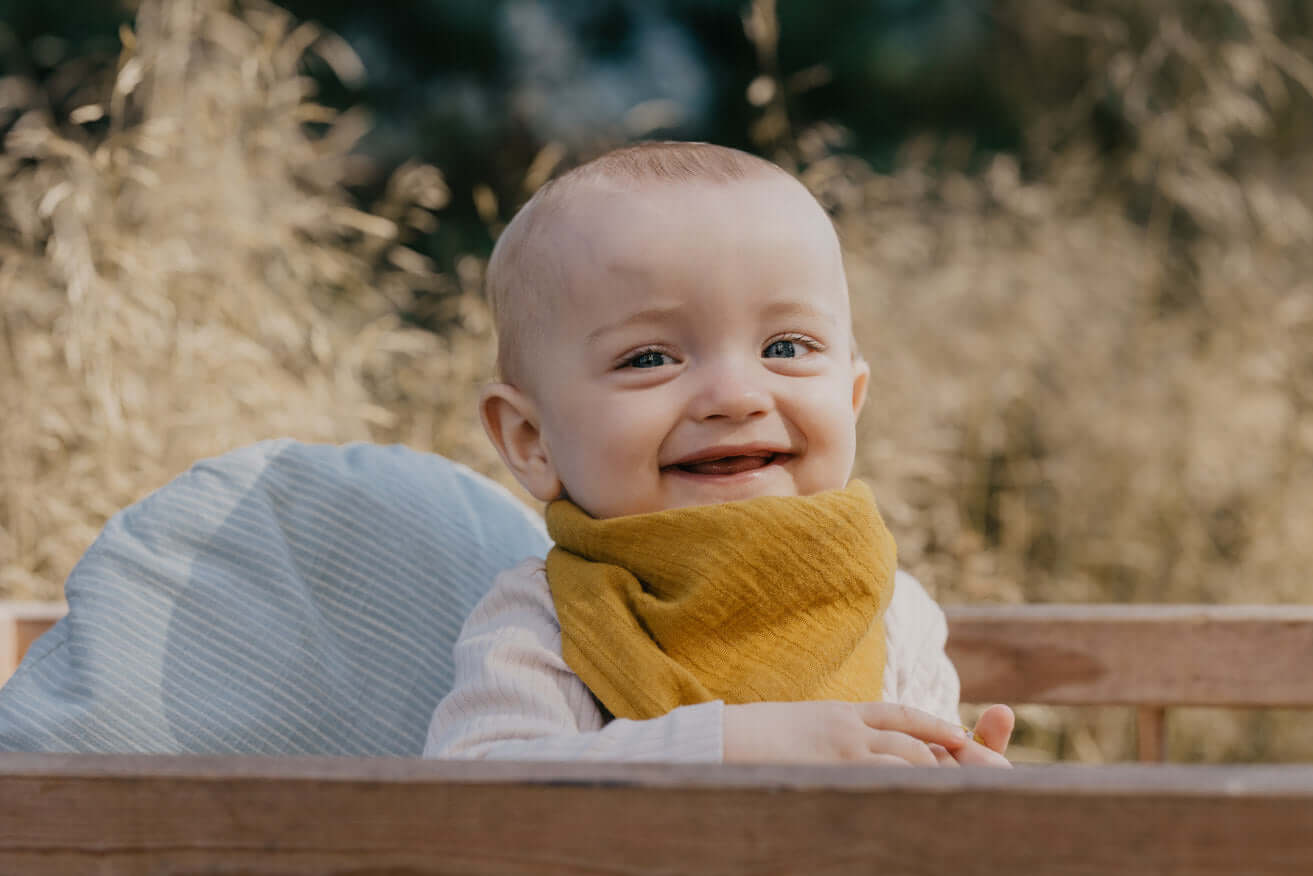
[0,440,549,755]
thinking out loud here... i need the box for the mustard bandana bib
[545,480,897,721]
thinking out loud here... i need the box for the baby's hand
[723,701,972,765]
[948,703,1015,768]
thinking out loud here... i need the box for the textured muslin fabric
[545,481,896,721]
[0,440,550,755]
[424,558,959,760]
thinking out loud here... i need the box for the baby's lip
[663,444,793,469]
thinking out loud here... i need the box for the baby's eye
[763,335,821,359]
[626,349,673,369]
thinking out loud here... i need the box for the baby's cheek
[809,406,861,488]
[570,444,654,517]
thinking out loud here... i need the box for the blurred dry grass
[3,0,1313,761]
[0,0,502,601]
[790,0,1313,762]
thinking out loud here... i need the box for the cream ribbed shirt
[424,559,960,762]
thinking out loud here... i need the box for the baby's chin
[567,464,853,519]
[664,481,797,509]
[641,464,804,514]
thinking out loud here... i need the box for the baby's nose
[689,365,773,422]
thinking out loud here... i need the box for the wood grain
[947,604,1313,706]
[1,754,1312,875]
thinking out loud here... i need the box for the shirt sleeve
[423,558,724,762]
[881,569,962,725]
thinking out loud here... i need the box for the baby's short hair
[485,141,791,386]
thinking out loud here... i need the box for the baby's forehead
[554,186,846,323]
[552,171,813,222]
[545,174,839,273]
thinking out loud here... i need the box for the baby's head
[480,142,869,519]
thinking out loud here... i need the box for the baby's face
[513,174,868,519]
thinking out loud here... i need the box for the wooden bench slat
[946,604,1313,706]
[8,602,1313,708]
[2,754,1312,875]
[0,603,66,684]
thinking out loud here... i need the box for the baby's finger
[867,729,939,766]
[953,739,1014,768]
[972,704,1016,754]
[865,753,914,767]
[857,703,971,750]
[929,743,961,767]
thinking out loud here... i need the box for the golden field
[2,0,1311,761]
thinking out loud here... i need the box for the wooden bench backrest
[944,604,1313,707]
[0,603,66,684]
[5,601,1311,759]
[9,601,1310,704]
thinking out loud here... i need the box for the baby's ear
[850,354,871,419]
[479,383,563,502]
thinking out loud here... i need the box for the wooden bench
[3,601,1312,873]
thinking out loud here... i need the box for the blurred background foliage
[2,0,1312,762]
[1,0,1016,271]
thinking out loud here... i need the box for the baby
[424,141,1012,766]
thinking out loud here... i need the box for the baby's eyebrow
[585,304,684,344]
[759,299,840,324]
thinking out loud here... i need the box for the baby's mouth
[668,452,787,476]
